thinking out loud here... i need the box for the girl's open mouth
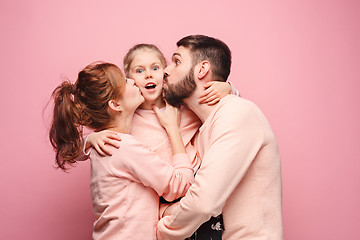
[145,83,156,89]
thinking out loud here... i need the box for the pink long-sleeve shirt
[89,106,201,240]
[157,95,283,239]
[131,105,202,172]
[90,133,194,240]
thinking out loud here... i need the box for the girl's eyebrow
[132,61,162,68]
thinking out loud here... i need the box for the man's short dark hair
[177,35,231,81]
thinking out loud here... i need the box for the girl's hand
[86,130,122,156]
[199,81,231,105]
[154,101,185,154]
[153,101,181,131]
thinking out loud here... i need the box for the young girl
[49,62,195,239]
[86,44,240,239]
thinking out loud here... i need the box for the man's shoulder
[218,95,259,114]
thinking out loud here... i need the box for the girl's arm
[153,101,186,155]
[198,80,240,105]
[82,130,122,158]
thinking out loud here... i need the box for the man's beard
[163,68,197,107]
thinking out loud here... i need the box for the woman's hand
[153,101,181,132]
[198,81,231,105]
[86,130,122,156]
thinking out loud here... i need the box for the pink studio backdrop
[1,0,359,239]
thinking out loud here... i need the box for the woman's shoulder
[115,133,154,155]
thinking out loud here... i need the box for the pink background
[1,0,359,239]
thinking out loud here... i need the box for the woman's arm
[117,136,194,202]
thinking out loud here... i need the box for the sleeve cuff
[83,134,91,156]
[228,81,241,96]
[172,153,192,169]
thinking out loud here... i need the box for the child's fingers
[199,87,213,99]
[153,105,161,116]
[203,81,214,89]
[204,94,218,103]
[206,98,220,105]
[94,145,106,157]
[153,105,165,123]
[100,144,113,156]
[199,91,213,103]
[199,91,217,103]
[104,138,120,148]
[106,131,122,141]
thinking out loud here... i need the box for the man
[157,35,283,239]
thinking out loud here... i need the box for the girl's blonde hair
[123,44,167,77]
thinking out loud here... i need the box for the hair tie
[71,84,77,94]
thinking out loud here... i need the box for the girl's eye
[152,66,159,71]
[175,60,180,65]
[125,78,129,83]
[136,69,144,74]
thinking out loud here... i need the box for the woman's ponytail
[49,81,82,171]
[49,62,125,171]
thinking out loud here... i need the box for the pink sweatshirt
[90,133,194,240]
[131,105,202,172]
[157,95,283,239]
[89,106,201,240]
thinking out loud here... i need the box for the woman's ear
[108,99,123,112]
[197,60,211,79]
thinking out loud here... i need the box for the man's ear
[108,99,123,112]
[197,60,211,79]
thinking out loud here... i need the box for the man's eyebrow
[172,53,181,58]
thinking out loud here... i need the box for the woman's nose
[127,78,135,85]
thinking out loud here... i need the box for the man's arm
[157,99,266,239]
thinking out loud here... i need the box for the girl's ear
[108,100,123,112]
[197,60,211,79]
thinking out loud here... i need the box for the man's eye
[125,78,129,83]
[175,60,180,65]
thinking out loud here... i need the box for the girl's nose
[145,71,153,79]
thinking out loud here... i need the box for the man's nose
[163,72,169,81]
[164,66,170,77]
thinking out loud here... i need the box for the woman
[49,62,194,239]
